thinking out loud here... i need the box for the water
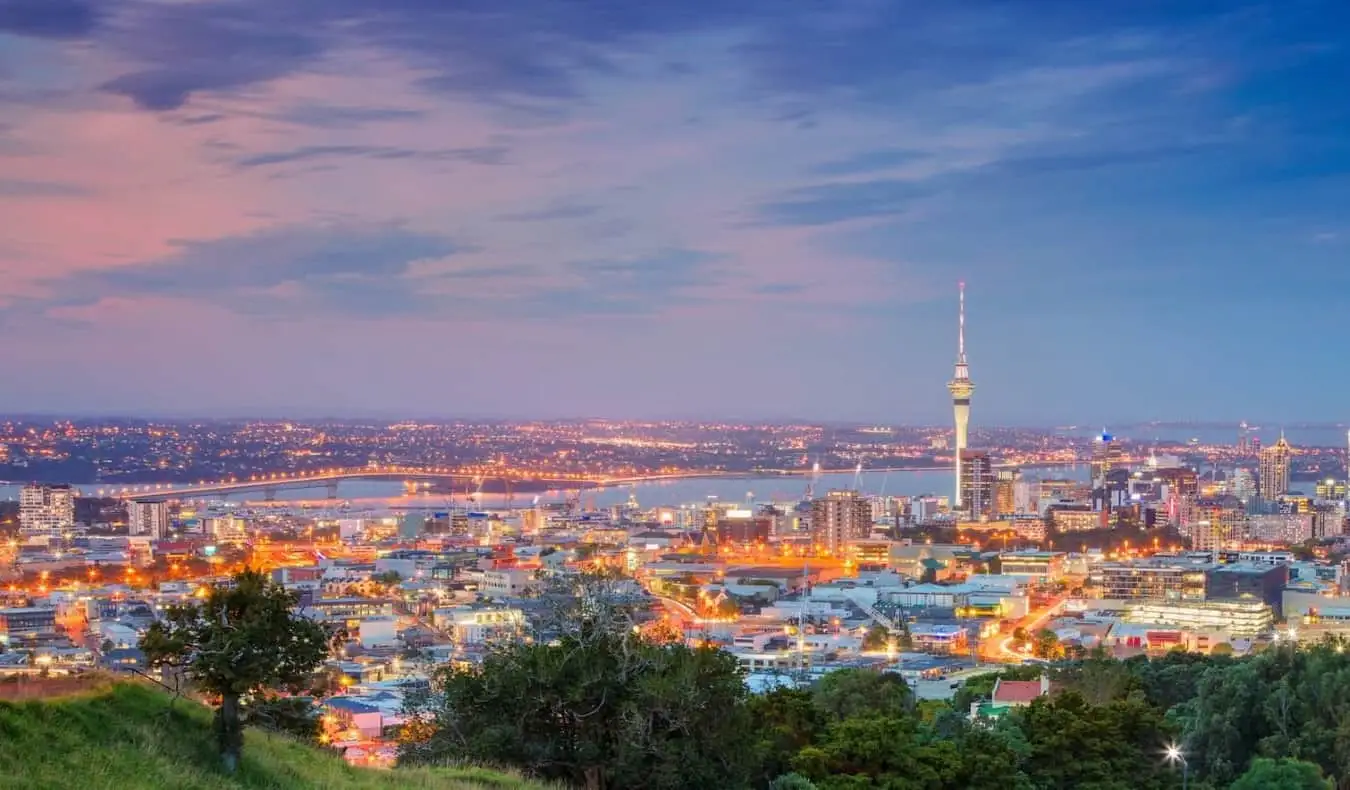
[0,466,1086,513]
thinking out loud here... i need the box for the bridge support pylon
[326,482,338,500]
[263,486,277,502]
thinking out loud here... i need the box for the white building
[127,500,169,538]
[201,516,247,544]
[19,484,76,535]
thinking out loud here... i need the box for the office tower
[1089,431,1123,488]
[959,449,994,520]
[19,483,76,535]
[810,489,872,555]
[993,467,1019,517]
[1317,479,1348,501]
[127,500,169,538]
[1237,421,1250,453]
[945,282,974,506]
[1259,433,1292,500]
[1232,468,1257,503]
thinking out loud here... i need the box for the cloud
[44,224,462,317]
[810,149,926,176]
[235,144,508,168]
[0,179,91,198]
[497,203,601,222]
[760,179,933,226]
[0,0,100,39]
[99,3,326,110]
[270,103,427,129]
[529,248,725,317]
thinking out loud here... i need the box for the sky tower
[947,282,974,508]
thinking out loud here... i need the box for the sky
[0,0,1347,424]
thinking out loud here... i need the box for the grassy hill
[0,680,547,790]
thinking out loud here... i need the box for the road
[984,595,1066,664]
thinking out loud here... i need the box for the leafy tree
[140,569,333,773]
[791,715,961,789]
[401,571,755,790]
[1231,758,1333,789]
[1032,629,1061,660]
[861,624,889,652]
[1014,691,1178,790]
[1174,639,1350,785]
[372,570,402,587]
[811,668,912,721]
[749,687,827,785]
[768,773,818,790]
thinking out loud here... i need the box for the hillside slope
[0,681,545,790]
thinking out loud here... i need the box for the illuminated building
[1188,500,1247,551]
[19,483,75,535]
[946,282,974,507]
[997,551,1064,582]
[127,500,169,539]
[201,516,247,544]
[1099,559,1209,602]
[810,490,872,554]
[1316,479,1348,500]
[1231,469,1257,503]
[1259,433,1292,500]
[959,449,994,520]
[993,469,1018,517]
[717,509,772,545]
[1247,514,1314,545]
[1123,600,1273,636]
[1049,507,1102,533]
[1089,431,1124,488]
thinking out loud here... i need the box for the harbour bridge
[96,465,758,502]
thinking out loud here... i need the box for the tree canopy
[140,569,333,772]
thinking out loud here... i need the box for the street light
[1165,743,1188,790]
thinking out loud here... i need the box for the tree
[140,569,334,773]
[768,773,818,790]
[372,570,402,588]
[401,571,756,790]
[1231,758,1333,790]
[811,668,912,721]
[861,624,889,651]
[1032,629,1060,660]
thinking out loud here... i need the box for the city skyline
[2,1,1348,422]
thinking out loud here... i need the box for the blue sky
[0,0,1346,423]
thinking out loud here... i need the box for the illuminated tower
[1259,432,1292,500]
[946,283,974,507]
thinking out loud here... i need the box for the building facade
[127,500,169,539]
[1259,435,1293,500]
[19,484,76,535]
[810,490,872,555]
[959,449,994,520]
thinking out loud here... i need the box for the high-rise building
[1259,434,1292,500]
[127,500,169,539]
[1232,468,1257,503]
[19,484,76,535]
[959,450,994,520]
[1316,479,1347,501]
[1089,431,1124,488]
[810,489,872,555]
[202,516,247,544]
[945,282,974,507]
[993,468,1019,516]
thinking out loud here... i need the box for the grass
[0,680,550,790]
